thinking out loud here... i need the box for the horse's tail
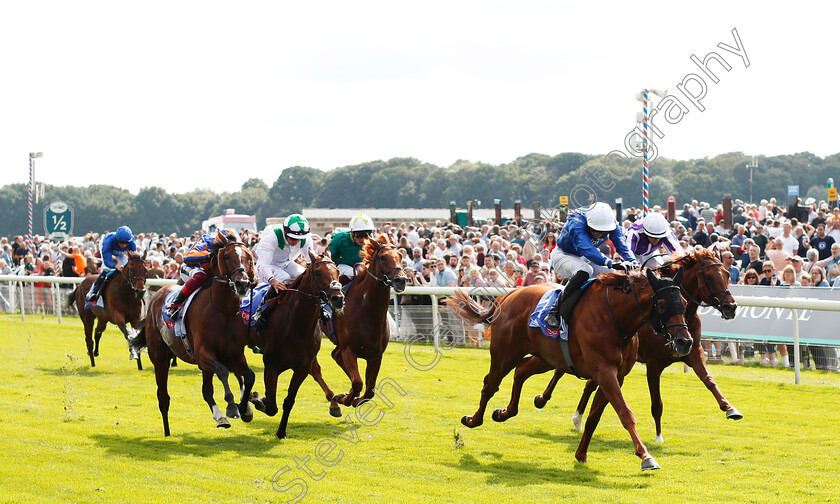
[443,289,500,326]
[129,319,147,351]
[65,286,78,310]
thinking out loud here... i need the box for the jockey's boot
[254,301,274,334]
[87,273,107,303]
[558,270,590,326]
[165,291,188,320]
[543,298,562,329]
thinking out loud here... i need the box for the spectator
[721,251,739,284]
[765,238,791,272]
[808,223,835,260]
[798,272,811,287]
[810,266,829,287]
[430,258,456,287]
[759,261,781,286]
[523,260,543,286]
[739,268,760,285]
[779,265,799,286]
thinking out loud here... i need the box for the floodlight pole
[746,157,758,204]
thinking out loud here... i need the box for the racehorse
[511,248,740,442]
[249,250,345,439]
[133,234,256,435]
[328,235,408,407]
[446,268,692,470]
[68,251,149,370]
[146,266,166,292]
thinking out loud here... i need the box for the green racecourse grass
[2,314,840,504]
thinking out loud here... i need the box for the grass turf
[1,313,839,503]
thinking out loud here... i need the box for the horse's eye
[314,270,321,277]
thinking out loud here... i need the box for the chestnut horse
[68,251,149,370]
[249,251,345,439]
[446,268,692,470]
[326,235,408,407]
[132,234,256,435]
[515,249,740,442]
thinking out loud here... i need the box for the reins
[365,243,404,288]
[604,275,688,346]
[657,252,731,313]
[208,241,254,316]
[120,254,148,298]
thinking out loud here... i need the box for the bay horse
[68,251,149,370]
[327,235,408,407]
[249,250,345,439]
[446,268,692,470]
[132,234,256,435]
[512,248,739,442]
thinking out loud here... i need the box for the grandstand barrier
[2,276,837,383]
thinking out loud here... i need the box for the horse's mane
[357,235,390,276]
[595,269,647,287]
[657,247,717,276]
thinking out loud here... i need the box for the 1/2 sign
[44,201,73,240]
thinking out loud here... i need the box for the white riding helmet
[585,202,616,232]
[283,214,311,240]
[349,213,375,233]
[642,212,670,239]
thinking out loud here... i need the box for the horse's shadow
[524,427,671,460]
[441,453,645,488]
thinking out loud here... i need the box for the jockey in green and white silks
[255,214,313,292]
[328,213,374,284]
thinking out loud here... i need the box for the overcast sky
[2,1,836,195]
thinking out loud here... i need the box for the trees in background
[1,151,838,237]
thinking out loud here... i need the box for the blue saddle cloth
[527,279,595,339]
[239,283,271,327]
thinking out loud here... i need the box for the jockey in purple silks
[625,212,684,268]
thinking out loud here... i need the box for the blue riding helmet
[115,226,133,242]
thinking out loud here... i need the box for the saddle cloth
[239,283,271,327]
[162,288,201,359]
[527,279,595,339]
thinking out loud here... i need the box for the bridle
[365,243,406,288]
[660,253,731,311]
[121,254,148,298]
[284,258,342,304]
[606,275,689,350]
[211,241,254,292]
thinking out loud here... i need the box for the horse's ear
[673,266,684,285]
[142,249,148,260]
[324,248,332,259]
[308,248,317,263]
[645,267,659,286]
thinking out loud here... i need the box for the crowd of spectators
[2,194,838,369]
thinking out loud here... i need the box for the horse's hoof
[534,395,546,409]
[216,417,231,429]
[461,415,480,428]
[655,434,664,443]
[226,406,241,419]
[641,457,660,471]
[249,391,261,403]
[329,406,342,418]
[276,430,287,440]
[94,350,99,357]
[725,407,743,420]
[241,405,254,423]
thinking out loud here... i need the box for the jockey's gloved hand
[610,261,629,271]
[624,261,641,270]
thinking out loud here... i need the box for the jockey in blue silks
[625,212,684,267]
[87,226,137,303]
[545,202,638,328]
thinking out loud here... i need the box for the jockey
[255,214,313,291]
[165,228,239,319]
[545,202,638,328]
[328,213,375,285]
[625,212,684,267]
[87,225,137,303]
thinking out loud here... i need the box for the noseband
[365,244,405,288]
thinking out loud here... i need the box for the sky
[2,1,838,195]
